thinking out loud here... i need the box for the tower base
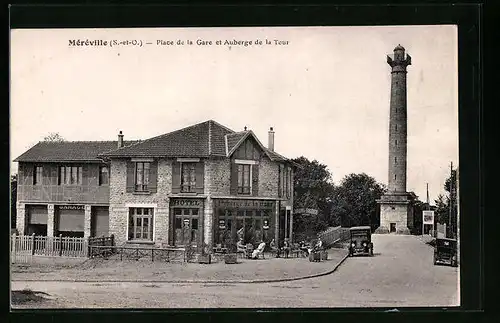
[376,192,413,235]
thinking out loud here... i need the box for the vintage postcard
[10,25,459,309]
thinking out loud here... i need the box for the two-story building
[14,120,296,250]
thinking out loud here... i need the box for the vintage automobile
[433,238,458,267]
[348,226,373,256]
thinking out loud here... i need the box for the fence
[88,245,187,262]
[11,234,89,264]
[318,226,350,247]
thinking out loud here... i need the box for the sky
[10,26,458,203]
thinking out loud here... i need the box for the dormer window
[237,164,252,195]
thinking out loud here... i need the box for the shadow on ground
[11,289,50,305]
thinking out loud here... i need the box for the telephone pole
[448,162,453,238]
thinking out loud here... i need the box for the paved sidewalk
[12,248,348,283]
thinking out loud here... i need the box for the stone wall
[108,158,172,246]
[204,158,230,196]
[258,157,279,198]
[379,203,410,234]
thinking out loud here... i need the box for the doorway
[390,223,396,233]
[172,208,200,247]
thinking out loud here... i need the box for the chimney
[118,131,124,148]
[268,127,275,151]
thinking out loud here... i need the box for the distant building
[14,120,296,250]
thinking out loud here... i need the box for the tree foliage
[292,157,387,239]
[332,173,386,231]
[43,132,65,142]
[434,167,458,237]
[292,157,335,240]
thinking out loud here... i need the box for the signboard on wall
[171,199,202,207]
[58,205,84,210]
[213,199,275,210]
[423,211,434,224]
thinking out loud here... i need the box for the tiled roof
[100,120,234,158]
[226,131,248,154]
[13,141,140,163]
[14,120,295,164]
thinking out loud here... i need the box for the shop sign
[171,199,202,207]
[58,205,84,210]
[214,199,275,209]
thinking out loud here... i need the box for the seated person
[299,240,309,255]
[269,238,279,257]
[236,238,247,257]
[282,238,291,258]
[312,237,323,253]
[251,241,266,259]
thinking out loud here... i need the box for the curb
[12,252,350,285]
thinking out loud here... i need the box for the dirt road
[11,234,459,308]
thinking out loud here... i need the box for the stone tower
[376,44,413,235]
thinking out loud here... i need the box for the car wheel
[433,255,437,265]
[370,248,374,256]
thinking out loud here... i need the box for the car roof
[436,237,457,242]
[350,226,371,231]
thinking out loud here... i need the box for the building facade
[14,120,296,250]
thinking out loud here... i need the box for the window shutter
[126,161,135,193]
[195,161,205,194]
[252,164,259,196]
[230,160,238,195]
[149,161,158,193]
[172,161,181,194]
[25,164,34,186]
[278,164,283,198]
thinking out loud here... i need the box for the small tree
[43,132,65,142]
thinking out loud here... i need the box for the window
[128,208,154,241]
[395,139,398,146]
[59,166,83,185]
[395,157,398,164]
[34,166,43,185]
[394,174,397,180]
[181,163,196,192]
[99,166,109,186]
[237,164,251,194]
[395,124,398,131]
[135,162,150,191]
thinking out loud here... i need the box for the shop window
[99,166,109,186]
[135,162,150,191]
[237,164,251,194]
[128,207,154,241]
[181,162,196,192]
[59,166,83,185]
[33,166,43,185]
